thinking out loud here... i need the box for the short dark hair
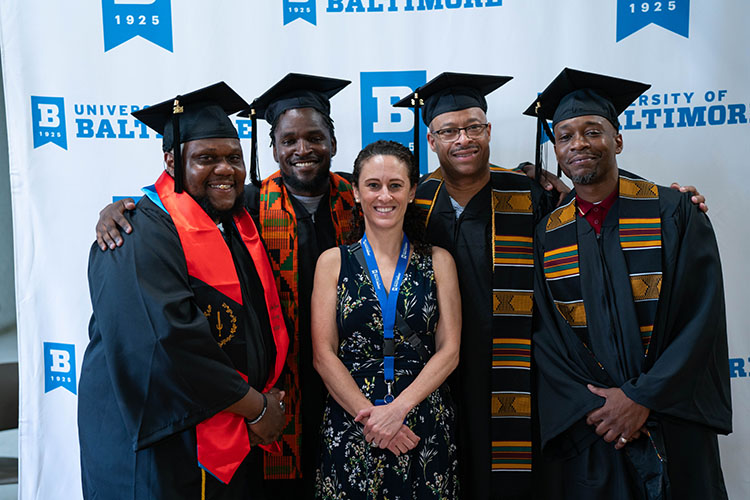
[268,108,336,147]
[347,140,429,254]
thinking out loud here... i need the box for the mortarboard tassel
[172,97,184,193]
[534,102,559,185]
[250,107,261,187]
[534,114,543,186]
[539,117,559,178]
[412,94,422,172]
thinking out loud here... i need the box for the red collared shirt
[576,187,618,234]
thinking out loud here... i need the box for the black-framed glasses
[430,123,488,142]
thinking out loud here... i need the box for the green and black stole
[258,170,355,480]
[543,172,663,355]
[416,165,536,473]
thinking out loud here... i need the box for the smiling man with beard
[528,68,731,500]
[239,73,357,497]
[92,74,356,498]
[79,82,289,500]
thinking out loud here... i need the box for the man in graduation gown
[395,73,562,500]
[92,73,356,497]
[393,73,708,500]
[527,68,731,499]
[94,73,709,500]
[79,82,289,500]
[238,74,356,496]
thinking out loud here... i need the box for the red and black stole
[154,171,290,485]
[258,170,355,480]
[416,165,536,474]
[543,172,663,356]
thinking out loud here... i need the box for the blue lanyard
[360,233,410,404]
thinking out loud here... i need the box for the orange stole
[154,171,289,483]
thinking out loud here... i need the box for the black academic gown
[79,196,276,500]
[421,175,556,500]
[244,185,339,496]
[533,184,731,500]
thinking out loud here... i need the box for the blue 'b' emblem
[616,0,689,42]
[283,0,317,25]
[31,96,67,150]
[44,342,77,394]
[102,0,173,52]
[360,71,429,174]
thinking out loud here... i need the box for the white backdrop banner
[1,1,748,498]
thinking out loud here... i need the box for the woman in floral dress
[311,140,461,499]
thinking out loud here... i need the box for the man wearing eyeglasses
[394,72,707,500]
[395,72,564,500]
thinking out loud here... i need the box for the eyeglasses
[430,123,489,142]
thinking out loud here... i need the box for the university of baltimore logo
[616,0,689,41]
[31,96,67,150]
[44,342,77,394]
[283,0,317,25]
[283,0,505,26]
[102,0,173,52]
[360,71,429,174]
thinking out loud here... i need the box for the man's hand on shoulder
[97,198,135,251]
[518,162,571,206]
[670,182,708,213]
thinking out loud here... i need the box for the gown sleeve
[86,201,250,450]
[620,193,731,433]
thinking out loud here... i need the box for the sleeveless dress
[315,244,459,499]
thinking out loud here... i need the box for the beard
[280,161,331,195]
[194,186,246,222]
[567,164,599,185]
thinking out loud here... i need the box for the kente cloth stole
[416,165,535,474]
[154,171,289,485]
[543,173,663,355]
[258,170,355,480]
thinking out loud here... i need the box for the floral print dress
[315,245,459,499]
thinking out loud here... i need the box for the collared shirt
[576,187,618,234]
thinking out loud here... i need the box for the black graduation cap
[132,81,249,193]
[393,72,512,170]
[238,73,350,187]
[395,72,512,126]
[523,67,651,129]
[523,68,650,181]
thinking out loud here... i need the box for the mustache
[289,155,321,164]
[450,145,478,154]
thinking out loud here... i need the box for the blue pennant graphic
[283,0,317,26]
[31,96,67,150]
[617,0,689,42]
[44,342,77,395]
[102,0,173,52]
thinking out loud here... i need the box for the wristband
[246,393,267,425]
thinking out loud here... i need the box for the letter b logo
[360,71,429,174]
[31,96,68,149]
[44,342,77,394]
[49,349,71,373]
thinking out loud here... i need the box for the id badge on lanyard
[359,234,410,406]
